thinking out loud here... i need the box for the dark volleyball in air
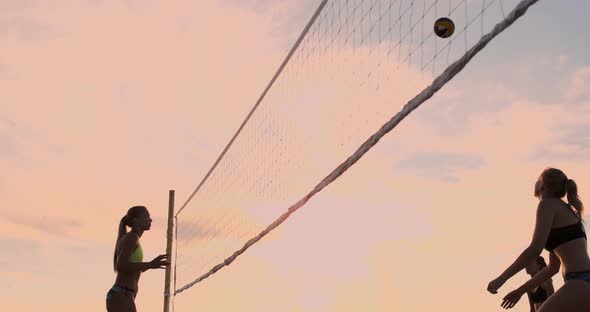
[434,17,455,38]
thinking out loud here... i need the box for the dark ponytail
[113,215,131,271]
[566,179,584,219]
[113,206,147,272]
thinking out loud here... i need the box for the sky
[1,0,590,311]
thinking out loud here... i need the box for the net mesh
[172,0,537,296]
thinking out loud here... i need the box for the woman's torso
[547,198,590,276]
[114,234,143,292]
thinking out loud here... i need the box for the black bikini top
[528,285,548,303]
[545,212,586,252]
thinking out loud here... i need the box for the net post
[163,190,175,312]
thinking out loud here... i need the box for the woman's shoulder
[538,198,567,210]
[120,232,140,244]
[116,233,139,253]
[539,198,580,221]
[539,197,560,204]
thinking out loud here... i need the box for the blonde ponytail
[566,179,584,219]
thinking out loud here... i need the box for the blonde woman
[487,168,590,311]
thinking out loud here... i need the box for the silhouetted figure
[524,256,555,311]
[106,206,168,312]
[487,167,590,311]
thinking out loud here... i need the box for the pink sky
[1,1,589,311]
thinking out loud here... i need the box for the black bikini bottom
[564,271,590,284]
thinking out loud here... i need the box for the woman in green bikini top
[106,206,168,312]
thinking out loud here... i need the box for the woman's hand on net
[149,254,169,269]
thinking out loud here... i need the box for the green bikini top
[129,243,143,263]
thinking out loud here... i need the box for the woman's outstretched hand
[501,288,525,309]
[149,254,169,269]
[487,276,506,294]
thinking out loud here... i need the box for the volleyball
[434,17,455,38]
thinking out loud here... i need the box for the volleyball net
[170,0,539,298]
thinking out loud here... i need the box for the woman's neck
[130,228,144,238]
[540,194,561,201]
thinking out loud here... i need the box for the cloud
[412,55,589,139]
[0,0,40,11]
[1,1,588,311]
[0,18,58,41]
[395,151,485,182]
[0,62,8,76]
[417,81,519,136]
[0,236,40,254]
[540,52,569,72]
[563,66,590,102]
[0,119,17,160]
[561,124,590,149]
[0,62,19,80]
[215,0,320,53]
[0,237,41,273]
[530,122,590,162]
[0,211,82,238]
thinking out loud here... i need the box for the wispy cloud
[530,122,590,162]
[395,151,485,182]
[0,236,40,254]
[415,52,587,138]
[0,1,588,311]
[563,66,590,103]
[0,211,82,238]
[221,0,319,49]
[0,18,58,41]
[0,0,40,11]
[0,119,17,159]
[0,62,8,76]
[0,237,41,274]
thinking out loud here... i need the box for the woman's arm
[498,201,556,282]
[543,280,555,296]
[526,292,535,312]
[515,265,559,295]
[116,234,155,273]
[542,255,557,295]
[500,252,560,309]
